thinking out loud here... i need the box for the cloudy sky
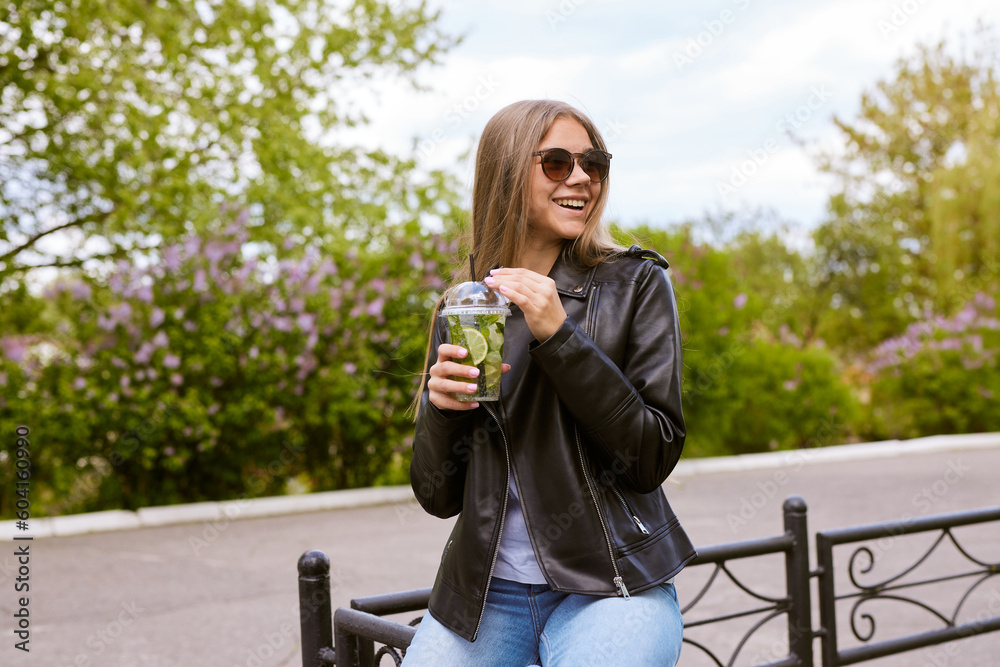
[348,0,1000,235]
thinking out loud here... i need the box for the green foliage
[0,0,456,280]
[0,209,458,516]
[629,223,859,458]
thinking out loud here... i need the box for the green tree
[811,26,1000,352]
[0,0,455,281]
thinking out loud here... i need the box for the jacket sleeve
[529,261,685,494]
[410,314,475,518]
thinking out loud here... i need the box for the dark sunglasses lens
[541,149,574,180]
[582,151,610,182]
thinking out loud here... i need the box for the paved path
[2,436,999,667]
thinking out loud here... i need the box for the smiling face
[526,116,602,250]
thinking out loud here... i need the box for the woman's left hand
[485,268,566,342]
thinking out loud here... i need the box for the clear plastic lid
[439,280,511,316]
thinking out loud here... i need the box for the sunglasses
[532,148,612,183]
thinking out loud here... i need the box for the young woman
[404,100,695,666]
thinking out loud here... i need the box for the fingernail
[469,368,480,377]
[457,348,467,357]
[470,402,480,408]
[467,384,478,393]
[490,268,499,274]
[484,276,495,285]
[498,285,508,292]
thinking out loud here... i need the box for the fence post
[783,495,814,667]
[299,550,334,667]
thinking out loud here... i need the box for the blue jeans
[401,578,683,667]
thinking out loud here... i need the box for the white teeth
[554,199,586,209]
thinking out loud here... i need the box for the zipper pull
[633,516,649,535]
[614,576,630,599]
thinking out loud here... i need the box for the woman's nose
[564,159,591,185]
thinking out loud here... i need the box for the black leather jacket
[410,246,696,641]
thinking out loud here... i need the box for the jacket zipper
[576,286,630,598]
[474,402,510,640]
[610,485,649,535]
[575,427,630,599]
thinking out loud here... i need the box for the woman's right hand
[427,344,481,410]
[427,344,509,411]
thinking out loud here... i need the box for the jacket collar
[548,248,598,299]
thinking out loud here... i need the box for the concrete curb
[5,433,999,540]
[671,432,1000,476]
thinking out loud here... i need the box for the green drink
[440,282,510,402]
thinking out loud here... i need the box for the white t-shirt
[492,473,548,584]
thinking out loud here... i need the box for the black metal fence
[298,496,1000,667]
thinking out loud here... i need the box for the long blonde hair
[412,100,625,417]
[468,99,622,279]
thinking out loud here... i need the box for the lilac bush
[866,292,1000,439]
[0,209,456,514]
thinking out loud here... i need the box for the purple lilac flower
[170,373,183,386]
[152,331,169,348]
[733,293,748,309]
[135,284,154,303]
[303,272,321,294]
[1,338,27,363]
[72,282,93,300]
[184,236,201,257]
[205,242,227,264]
[163,354,181,369]
[150,308,165,328]
[366,297,385,318]
[296,313,315,331]
[162,244,182,271]
[193,269,207,292]
[344,362,357,375]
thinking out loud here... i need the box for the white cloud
[351,0,1000,229]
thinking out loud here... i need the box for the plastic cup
[440,281,510,402]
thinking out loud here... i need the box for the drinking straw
[469,253,477,282]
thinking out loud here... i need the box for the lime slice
[483,363,501,390]
[487,327,503,351]
[462,328,489,365]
